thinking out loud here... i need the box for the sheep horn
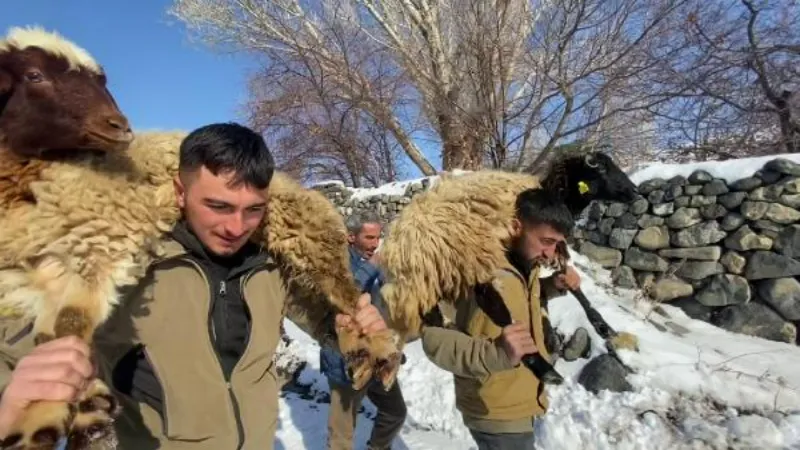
[584,153,598,168]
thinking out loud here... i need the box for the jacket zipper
[182,257,245,450]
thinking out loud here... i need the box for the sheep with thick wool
[0,26,400,450]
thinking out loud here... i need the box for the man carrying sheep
[0,122,389,449]
[320,211,407,450]
[421,188,581,449]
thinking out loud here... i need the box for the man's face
[174,166,268,256]
[348,222,382,260]
[512,221,566,264]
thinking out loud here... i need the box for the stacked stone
[311,178,432,224]
[576,158,800,345]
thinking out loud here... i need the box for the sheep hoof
[0,379,119,450]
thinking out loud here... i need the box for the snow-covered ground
[277,154,800,449]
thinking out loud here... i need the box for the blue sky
[3,1,438,179]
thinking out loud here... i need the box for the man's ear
[510,218,523,239]
[173,175,186,208]
[347,233,356,245]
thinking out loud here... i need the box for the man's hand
[497,322,538,367]
[554,266,581,291]
[0,336,94,437]
[335,293,387,335]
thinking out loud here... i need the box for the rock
[614,213,639,229]
[667,175,687,186]
[663,185,683,202]
[756,170,782,184]
[637,214,664,228]
[756,278,800,321]
[724,225,773,251]
[690,195,717,207]
[740,201,769,220]
[587,201,607,220]
[774,225,800,258]
[718,191,747,209]
[694,274,751,307]
[599,218,615,235]
[611,266,637,288]
[700,204,727,220]
[779,193,800,209]
[729,176,762,191]
[562,327,591,361]
[647,189,665,204]
[624,247,669,272]
[634,226,670,250]
[750,220,783,236]
[764,158,800,176]
[744,251,800,280]
[673,196,691,208]
[636,272,655,289]
[605,202,628,218]
[658,246,721,261]
[764,203,800,224]
[579,241,622,268]
[638,178,667,195]
[711,303,797,344]
[671,221,727,247]
[577,354,634,394]
[672,297,713,321]
[720,251,747,274]
[651,277,694,302]
[720,213,746,231]
[684,185,703,195]
[629,197,649,215]
[674,261,725,280]
[608,228,637,250]
[688,170,714,184]
[651,202,674,216]
[749,185,785,202]
[702,179,729,196]
[780,177,800,194]
[666,207,703,229]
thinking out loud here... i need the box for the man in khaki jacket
[421,188,581,449]
[0,122,388,449]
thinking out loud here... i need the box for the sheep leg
[1,265,119,450]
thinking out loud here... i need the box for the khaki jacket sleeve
[420,326,513,378]
[0,315,36,392]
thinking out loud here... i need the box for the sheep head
[0,26,132,158]
[541,151,638,216]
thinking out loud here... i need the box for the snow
[275,249,800,449]
[347,176,437,201]
[629,153,800,185]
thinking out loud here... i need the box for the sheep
[0,25,400,449]
[378,151,639,342]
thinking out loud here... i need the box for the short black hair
[515,188,574,237]
[179,122,275,190]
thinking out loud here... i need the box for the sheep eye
[25,71,44,83]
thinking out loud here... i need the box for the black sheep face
[546,151,639,215]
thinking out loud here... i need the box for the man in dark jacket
[320,212,407,450]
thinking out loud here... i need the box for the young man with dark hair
[421,188,581,449]
[321,212,407,450]
[0,122,387,449]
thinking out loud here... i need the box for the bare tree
[169,0,695,174]
[652,0,800,158]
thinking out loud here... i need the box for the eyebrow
[203,198,267,209]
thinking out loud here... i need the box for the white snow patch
[629,153,800,184]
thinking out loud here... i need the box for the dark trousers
[327,380,407,450]
[468,429,535,450]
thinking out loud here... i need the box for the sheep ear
[0,69,11,96]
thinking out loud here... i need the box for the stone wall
[312,178,433,222]
[575,158,800,345]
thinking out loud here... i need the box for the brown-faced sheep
[0,26,400,449]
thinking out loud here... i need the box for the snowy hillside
[278,155,800,449]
